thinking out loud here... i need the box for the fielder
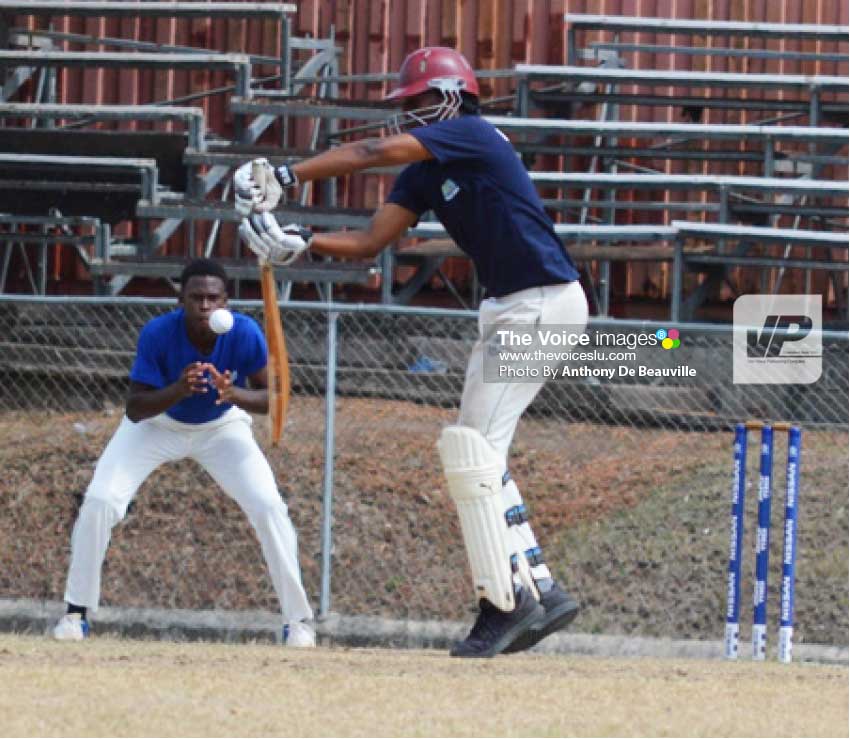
[234,47,589,657]
[53,259,315,647]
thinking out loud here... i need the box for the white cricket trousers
[64,407,313,624]
[458,280,589,585]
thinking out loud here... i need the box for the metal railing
[564,14,850,66]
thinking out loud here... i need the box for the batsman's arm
[289,133,431,184]
[309,203,419,260]
[240,134,432,214]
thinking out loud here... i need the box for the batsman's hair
[179,258,229,292]
[460,92,480,116]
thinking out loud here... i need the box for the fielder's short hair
[180,258,228,292]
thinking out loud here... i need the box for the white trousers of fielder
[457,280,589,589]
[63,406,313,624]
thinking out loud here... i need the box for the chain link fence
[0,296,846,648]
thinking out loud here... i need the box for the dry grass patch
[0,634,846,737]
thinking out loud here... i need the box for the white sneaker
[53,613,90,641]
[283,621,315,647]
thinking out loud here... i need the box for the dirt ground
[1,402,847,647]
[0,634,846,738]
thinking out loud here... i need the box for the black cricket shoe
[502,582,580,654]
[450,586,545,658]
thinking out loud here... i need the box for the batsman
[235,47,589,657]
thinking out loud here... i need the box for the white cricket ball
[209,308,234,334]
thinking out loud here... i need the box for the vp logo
[733,295,822,385]
[747,315,813,358]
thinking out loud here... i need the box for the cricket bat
[260,260,289,445]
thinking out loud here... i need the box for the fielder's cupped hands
[206,365,237,406]
[178,361,211,397]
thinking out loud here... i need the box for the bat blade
[260,261,290,445]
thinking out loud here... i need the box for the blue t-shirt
[129,308,267,424]
[387,115,579,298]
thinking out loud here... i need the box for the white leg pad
[437,425,515,612]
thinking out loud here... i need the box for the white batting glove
[250,158,284,213]
[239,213,312,265]
[233,159,262,216]
[233,158,297,215]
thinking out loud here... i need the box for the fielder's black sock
[67,603,87,619]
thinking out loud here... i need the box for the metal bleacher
[0,104,205,256]
[488,117,850,170]
[217,17,845,315]
[564,14,850,66]
[0,151,157,243]
[0,103,207,149]
[0,213,108,294]
[0,50,253,97]
[515,64,848,120]
[504,14,849,319]
[142,98,849,311]
[0,1,357,297]
[1,7,847,320]
[670,222,849,321]
[379,173,847,308]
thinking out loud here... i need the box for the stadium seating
[0,6,846,318]
[498,15,848,318]
[0,1,348,296]
[515,64,848,120]
[563,14,850,66]
[670,222,849,321]
[0,213,107,293]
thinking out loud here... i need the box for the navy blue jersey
[130,308,267,424]
[386,115,579,297]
